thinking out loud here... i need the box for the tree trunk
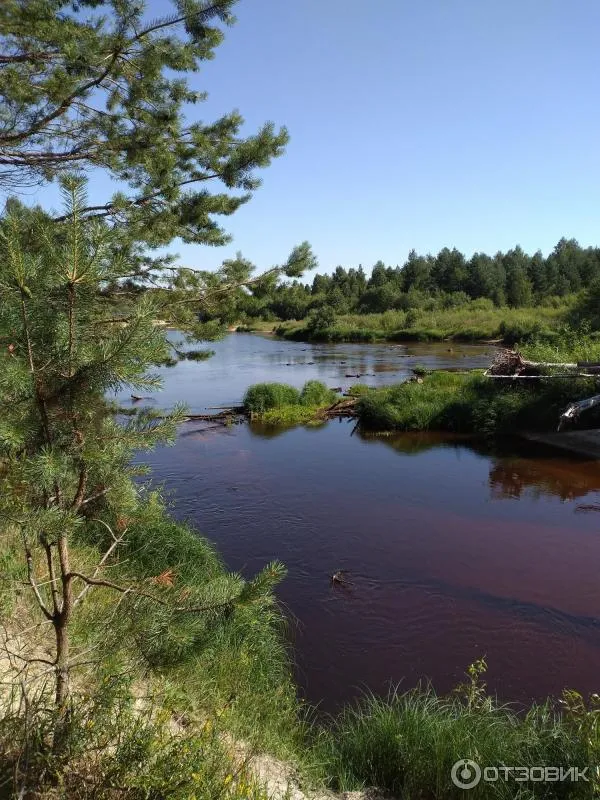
[54,615,70,710]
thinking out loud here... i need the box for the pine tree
[0,0,289,270]
[0,180,303,729]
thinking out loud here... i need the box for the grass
[520,328,600,364]
[357,370,600,434]
[242,370,599,436]
[243,382,301,412]
[274,303,571,345]
[315,684,598,798]
[244,380,338,427]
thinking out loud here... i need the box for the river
[119,333,600,711]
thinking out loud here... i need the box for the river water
[121,333,600,711]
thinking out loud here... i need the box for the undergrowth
[357,371,599,434]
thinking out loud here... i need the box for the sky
[25,0,600,277]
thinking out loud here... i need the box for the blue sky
[27,0,600,276]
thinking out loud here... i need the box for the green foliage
[521,326,600,363]
[315,686,596,797]
[244,381,337,427]
[257,405,326,427]
[0,0,291,260]
[0,178,307,777]
[412,364,432,377]
[357,371,598,434]
[306,305,336,333]
[0,676,270,799]
[239,238,594,331]
[69,493,300,756]
[299,380,336,407]
[347,383,373,397]
[276,303,569,345]
[243,382,301,412]
[570,280,600,330]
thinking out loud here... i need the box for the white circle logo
[451,759,482,790]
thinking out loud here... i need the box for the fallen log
[317,397,358,419]
[152,406,246,425]
[559,394,600,430]
[485,349,599,379]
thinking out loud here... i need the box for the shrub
[412,364,432,377]
[0,677,271,799]
[306,306,336,333]
[570,282,600,331]
[243,382,301,412]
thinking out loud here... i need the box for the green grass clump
[347,383,373,397]
[258,404,324,427]
[358,372,475,432]
[299,380,336,406]
[315,687,595,798]
[245,381,339,428]
[243,382,301,412]
[412,363,432,377]
[357,371,598,434]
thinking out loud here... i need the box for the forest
[237,239,599,321]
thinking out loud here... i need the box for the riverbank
[262,305,568,346]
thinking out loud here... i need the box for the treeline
[239,238,599,320]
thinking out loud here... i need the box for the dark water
[125,334,600,710]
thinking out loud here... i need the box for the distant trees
[239,239,600,321]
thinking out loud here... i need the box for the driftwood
[485,349,600,379]
[486,350,578,378]
[149,407,246,425]
[317,397,358,419]
[184,407,246,424]
[559,395,600,430]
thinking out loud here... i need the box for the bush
[299,380,337,406]
[0,677,271,799]
[243,382,301,412]
[570,280,600,330]
[306,306,336,333]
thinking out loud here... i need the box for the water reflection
[128,333,600,710]
[250,421,600,501]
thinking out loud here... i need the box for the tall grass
[243,382,301,412]
[315,687,596,798]
[521,327,600,364]
[357,371,599,434]
[299,380,337,406]
[244,381,338,428]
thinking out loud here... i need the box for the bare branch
[23,544,53,621]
